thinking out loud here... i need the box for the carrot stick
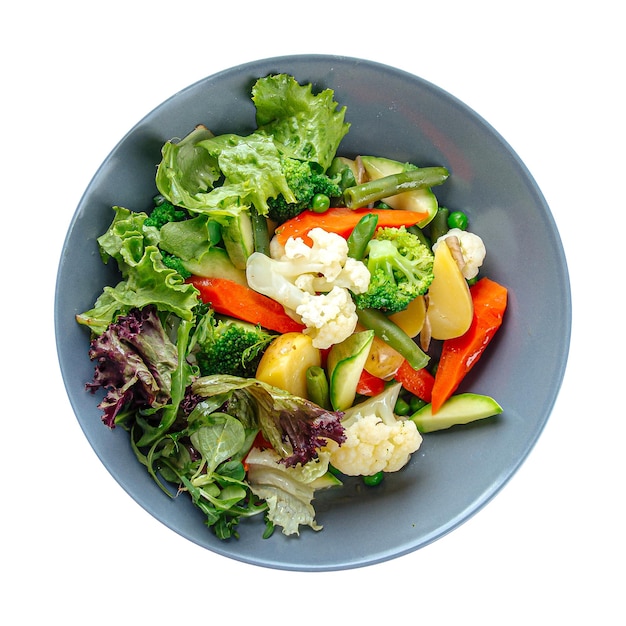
[394,360,435,402]
[274,207,428,247]
[431,278,508,413]
[187,276,305,334]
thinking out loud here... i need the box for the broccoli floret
[144,198,188,229]
[144,198,191,278]
[195,313,276,378]
[353,226,434,314]
[161,253,191,279]
[267,157,341,223]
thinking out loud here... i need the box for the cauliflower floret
[296,286,358,349]
[325,414,422,475]
[432,228,486,280]
[324,383,423,476]
[246,228,371,349]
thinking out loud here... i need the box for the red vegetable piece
[356,369,386,397]
[187,276,305,334]
[430,277,508,413]
[394,360,435,403]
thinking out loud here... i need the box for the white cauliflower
[246,228,370,349]
[432,228,486,279]
[324,383,423,476]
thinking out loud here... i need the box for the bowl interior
[55,55,571,571]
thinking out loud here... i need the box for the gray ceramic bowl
[55,55,571,571]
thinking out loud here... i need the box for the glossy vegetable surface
[431,278,508,413]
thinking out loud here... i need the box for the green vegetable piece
[410,393,503,433]
[309,471,343,490]
[428,206,450,244]
[347,212,379,260]
[343,166,449,210]
[190,413,246,475]
[353,226,434,314]
[181,247,247,285]
[394,396,411,416]
[306,366,331,410]
[327,330,375,411]
[447,210,468,230]
[221,211,255,270]
[356,307,429,371]
[363,471,384,487]
[311,193,331,212]
[252,73,350,171]
[359,156,441,227]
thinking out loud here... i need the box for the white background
[3,1,624,623]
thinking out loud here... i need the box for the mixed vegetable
[77,73,508,539]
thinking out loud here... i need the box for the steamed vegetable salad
[77,74,508,540]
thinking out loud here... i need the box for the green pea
[409,395,427,412]
[394,397,411,416]
[311,193,331,212]
[363,471,384,487]
[447,210,468,230]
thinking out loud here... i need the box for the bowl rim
[55,54,571,571]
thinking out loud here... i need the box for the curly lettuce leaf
[252,73,350,171]
[85,306,179,428]
[191,374,346,467]
[76,207,199,334]
[155,125,223,212]
[245,447,333,536]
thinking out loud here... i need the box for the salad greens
[78,71,504,541]
[155,74,349,217]
[79,73,353,538]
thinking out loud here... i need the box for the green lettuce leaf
[76,207,199,334]
[252,73,350,171]
[155,125,222,211]
[245,447,332,535]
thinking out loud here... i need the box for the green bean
[306,366,331,410]
[347,212,379,260]
[343,167,449,209]
[356,308,430,370]
[428,206,450,245]
[250,207,270,256]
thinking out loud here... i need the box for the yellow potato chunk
[255,332,321,398]
[389,295,426,338]
[426,241,473,339]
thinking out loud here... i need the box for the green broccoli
[161,253,191,279]
[144,198,192,278]
[267,157,341,223]
[144,197,188,229]
[195,312,276,378]
[353,226,434,314]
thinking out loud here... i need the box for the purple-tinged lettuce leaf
[191,375,345,467]
[86,306,178,427]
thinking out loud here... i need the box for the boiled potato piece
[255,332,321,398]
[363,333,405,380]
[389,295,426,338]
[426,241,473,339]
